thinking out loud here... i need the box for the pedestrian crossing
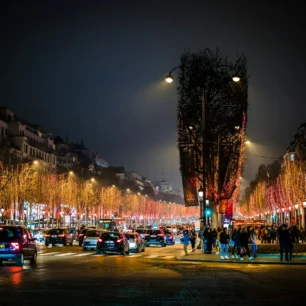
[37,251,176,260]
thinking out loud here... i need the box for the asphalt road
[1,239,306,306]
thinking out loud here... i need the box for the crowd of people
[181,224,305,262]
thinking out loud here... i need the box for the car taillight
[10,242,19,250]
[58,234,64,237]
[98,238,103,242]
[84,236,86,240]
[116,239,122,243]
[45,234,50,237]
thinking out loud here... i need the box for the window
[290,153,295,161]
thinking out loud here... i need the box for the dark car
[125,232,145,253]
[135,228,149,239]
[45,228,73,246]
[96,232,129,255]
[0,226,37,266]
[145,229,166,247]
[78,228,89,246]
[164,229,175,245]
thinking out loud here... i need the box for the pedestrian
[270,226,276,244]
[204,227,213,254]
[198,226,205,253]
[215,227,222,255]
[189,228,197,252]
[239,227,251,261]
[219,227,229,259]
[180,230,190,256]
[288,227,295,261]
[278,224,290,262]
[232,225,242,259]
[249,227,257,259]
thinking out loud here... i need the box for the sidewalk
[176,250,306,265]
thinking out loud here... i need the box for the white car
[83,229,106,251]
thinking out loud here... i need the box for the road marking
[54,253,77,257]
[162,256,175,259]
[74,253,95,256]
[126,254,141,258]
[40,252,61,256]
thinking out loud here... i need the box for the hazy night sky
[1,0,306,193]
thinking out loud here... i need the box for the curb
[176,257,306,265]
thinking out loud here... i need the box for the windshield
[101,232,120,240]
[147,230,161,235]
[86,231,103,237]
[0,227,21,241]
[136,229,147,234]
[125,234,135,239]
[47,229,64,235]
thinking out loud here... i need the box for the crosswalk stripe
[54,253,77,257]
[74,253,95,257]
[40,252,61,256]
[127,254,141,258]
[162,256,175,259]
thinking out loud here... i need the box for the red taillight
[45,234,50,237]
[10,242,19,250]
[58,234,64,237]
[116,239,122,243]
[98,238,103,242]
[84,236,86,240]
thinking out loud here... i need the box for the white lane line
[94,254,105,256]
[54,253,77,257]
[126,255,141,258]
[145,255,158,258]
[37,251,43,254]
[40,252,61,256]
[74,253,95,257]
[162,256,175,259]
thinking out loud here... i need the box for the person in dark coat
[204,227,213,254]
[278,224,290,262]
[239,227,251,260]
[233,225,242,259]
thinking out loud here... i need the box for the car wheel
[120,248,125,255]
[45,243,49,247]
[16,254,24,267]
[79,242,82,247]
[142,246,145,252]
[70,240,73,246]
[30,252,37,265]
[63,239,67,246]
[126,248,130,255]
[162,243,166,247]
[135,246,140,253]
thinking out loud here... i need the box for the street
[1,239,306,306]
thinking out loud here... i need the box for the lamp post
[295,202,299,227]
[0,207,4,223]
[303,199,306,229]
[24,208,27,226]
[288,206,292,226]
[166,64,240,226]
[198,186,205,225]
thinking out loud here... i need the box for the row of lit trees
[0,161,199,227]
[239,148,306,226]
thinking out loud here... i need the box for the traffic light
[205,208,212,216]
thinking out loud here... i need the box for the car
[125,232,145,253]
[135,228,149,239]
[96,232,129,255]
[0,225,37,266]
[62,227,78,242]
[83,229,105,251]
[78,228,89,246]
[45,228,73,246]
[33,229,48,242]
[164,229,175,245]
[145,229,166,247]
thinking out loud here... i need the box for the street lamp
[166,63,240,227]
[198,186,205,225]
[0,207,4,223]
[303,199,306,229]
[288,206,292,226]
[295,202,299,227]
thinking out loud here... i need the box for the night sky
[1,0,306,193]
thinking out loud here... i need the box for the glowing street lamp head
[245,140,250,145]
[91,178,95,182]
[69,171,74,175]
[232,76,240,82]
[165,74,174,83]
[33,160,38,165]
